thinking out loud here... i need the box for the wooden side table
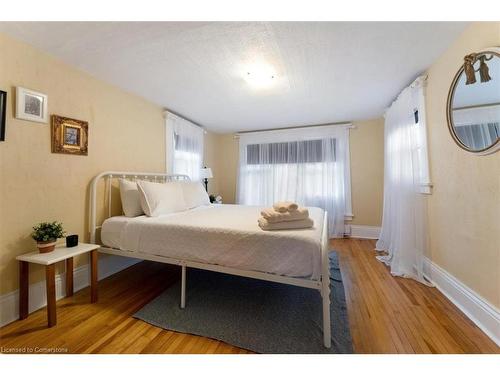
[16,243,100,327]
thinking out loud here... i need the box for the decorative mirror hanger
[463,53,493,84]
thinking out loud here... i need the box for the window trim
[412,76,433,195]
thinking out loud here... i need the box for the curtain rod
[452,102,500,111]
[163,109,206,133]
[234,122,356,138]
[385,74,428,113]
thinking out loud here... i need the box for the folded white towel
[258,217,314,231]
[273,201,299,213]
[260,207,309,223]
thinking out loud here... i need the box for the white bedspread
[101,204,325,280]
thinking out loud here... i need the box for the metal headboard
[89,171,190,244]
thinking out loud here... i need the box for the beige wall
[0,33,165,294]
[208,133,239,204]
[349,119,384,226]
[206,119,385,226]
[203,130,220,197]
[425,22,500,308]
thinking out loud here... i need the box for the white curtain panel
[237,125,351,237]
[454,122,499,150]
[376,76,431,284]
[165,112,204,181]
[452,105,500,149]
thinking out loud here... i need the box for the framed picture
[15,86,48,123]
[0,90,6,141]
[51,115,88,155]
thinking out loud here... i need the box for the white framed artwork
[15,87,48,123]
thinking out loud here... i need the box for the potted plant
[31,221,65,253]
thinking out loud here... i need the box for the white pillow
[137,180,187,217]
[119,179,144,217]
[180,181,210,209]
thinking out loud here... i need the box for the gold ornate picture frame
[51,115,88,155]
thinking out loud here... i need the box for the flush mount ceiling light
[243,62,277,89]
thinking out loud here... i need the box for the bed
[89,171,332,348]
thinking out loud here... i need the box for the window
[385,77,432,195]
[237,125,352,237]
[411,78,432,194]
[412,109,429,190]
[246,139,336,164]
[165,112,204,181]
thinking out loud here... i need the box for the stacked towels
[258,201,314,231]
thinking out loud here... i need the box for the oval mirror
[447,47,500,155]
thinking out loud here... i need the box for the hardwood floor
[334,239,498,353]
[0,239,498,354]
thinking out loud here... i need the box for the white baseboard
[0,254,140,328]
[423,257,500,347]
[347,225,381,239]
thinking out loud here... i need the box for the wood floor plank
[0,238,497,354]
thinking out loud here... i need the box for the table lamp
[200,167,213,192]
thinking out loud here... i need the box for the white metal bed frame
[89,171,331,348]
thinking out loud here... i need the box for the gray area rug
[133,251,353,353]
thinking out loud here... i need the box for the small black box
[66,234,78,248]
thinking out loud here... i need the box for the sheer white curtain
[454,122,499,150]
[376,76,431,284]
[452,105,500,150]
[237,125,351,237]
[165,112,204,181]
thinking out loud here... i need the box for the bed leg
[320,212,331,349]
[322,275,331,348]
[180,265,186,309]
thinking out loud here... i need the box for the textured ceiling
[0,22,467,132]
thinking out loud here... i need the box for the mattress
[101,204,325,280]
